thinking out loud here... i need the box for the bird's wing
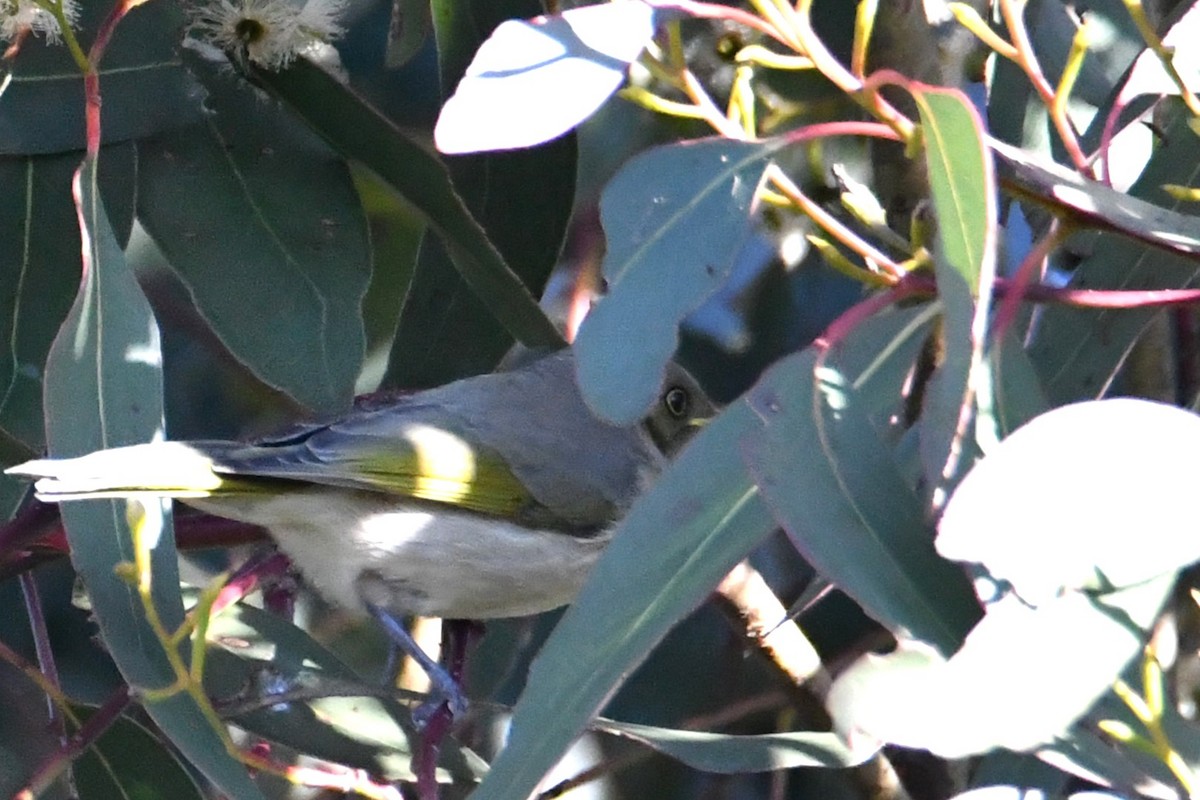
[208,402,535,518]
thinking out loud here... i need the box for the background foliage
[5,0,1200,799]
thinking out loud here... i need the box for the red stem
[781,120,901,145]
[991,221,1067,339]
[643,0,796,48]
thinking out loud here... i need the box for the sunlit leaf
[827,576,1173,758]
[434,1,656,154]
[937,398,1200,603]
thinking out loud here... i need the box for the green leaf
[985,329,1050,440]
[912,85,997,497]
[575,137,791,425]
[384,0,433,68]
[0,0,200,154]
[1027,105,1200,403]
[744,336,980,656]
[827,574,1174,758]
[914,87,995,296]
[594,719,867,772]
[245,56,563,353]
[0,146,136,459]
[74,705,203,800]
[969,750,1072,796]
[384,0,576,388]
[352,167,424,391]
[1043,721,1182,798]
[136,58,371,414]
[203,602,486,784]
[472,401,776,800]
[45,157,263,799]
[836,303,940,422]
[993,138,1200,257]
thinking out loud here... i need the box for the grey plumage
[10,350,713,620]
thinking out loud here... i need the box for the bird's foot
[367,602,470,728]
[411,670,469,729]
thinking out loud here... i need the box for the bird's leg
[367,604,469,726]
[413,620,484,800]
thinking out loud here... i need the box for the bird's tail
[7,442,251,502]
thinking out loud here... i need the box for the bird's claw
[411,686,468,730]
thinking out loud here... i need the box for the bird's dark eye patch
[663,386,690,419]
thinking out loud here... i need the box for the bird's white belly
[186,490,610,619]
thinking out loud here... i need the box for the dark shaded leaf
[204,602,486,783]
[0,0,200,154]
[246,56,563,354]
[74,705,203,800]
[385,0,576,388]
[137,58,370,414]
[0,145,136,459]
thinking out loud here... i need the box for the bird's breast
[186,489,611,619]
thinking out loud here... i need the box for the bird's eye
[663,386,690,419]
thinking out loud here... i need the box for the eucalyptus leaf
[1026,105,1200,404]
[0,146,135,455]
[985,330,1050,440]
[137,57,371,414]
[74,705,203,800]
[744,342,979,656]
[385,0,576,388]
[44,159,264,800]
[0,0,200,154]
[575,137,791,425]
[827,575,1174,758]
[472,400,776,800]
[246,56,563,352]
[205,602,486,783]
[434,1,656,154]
[938,399,1200,603]
[594,719,867,772]
[993,138,1200,258]
[912,85,996,500]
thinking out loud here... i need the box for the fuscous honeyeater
[8,348,714,716]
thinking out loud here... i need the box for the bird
[8,348,714,719]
